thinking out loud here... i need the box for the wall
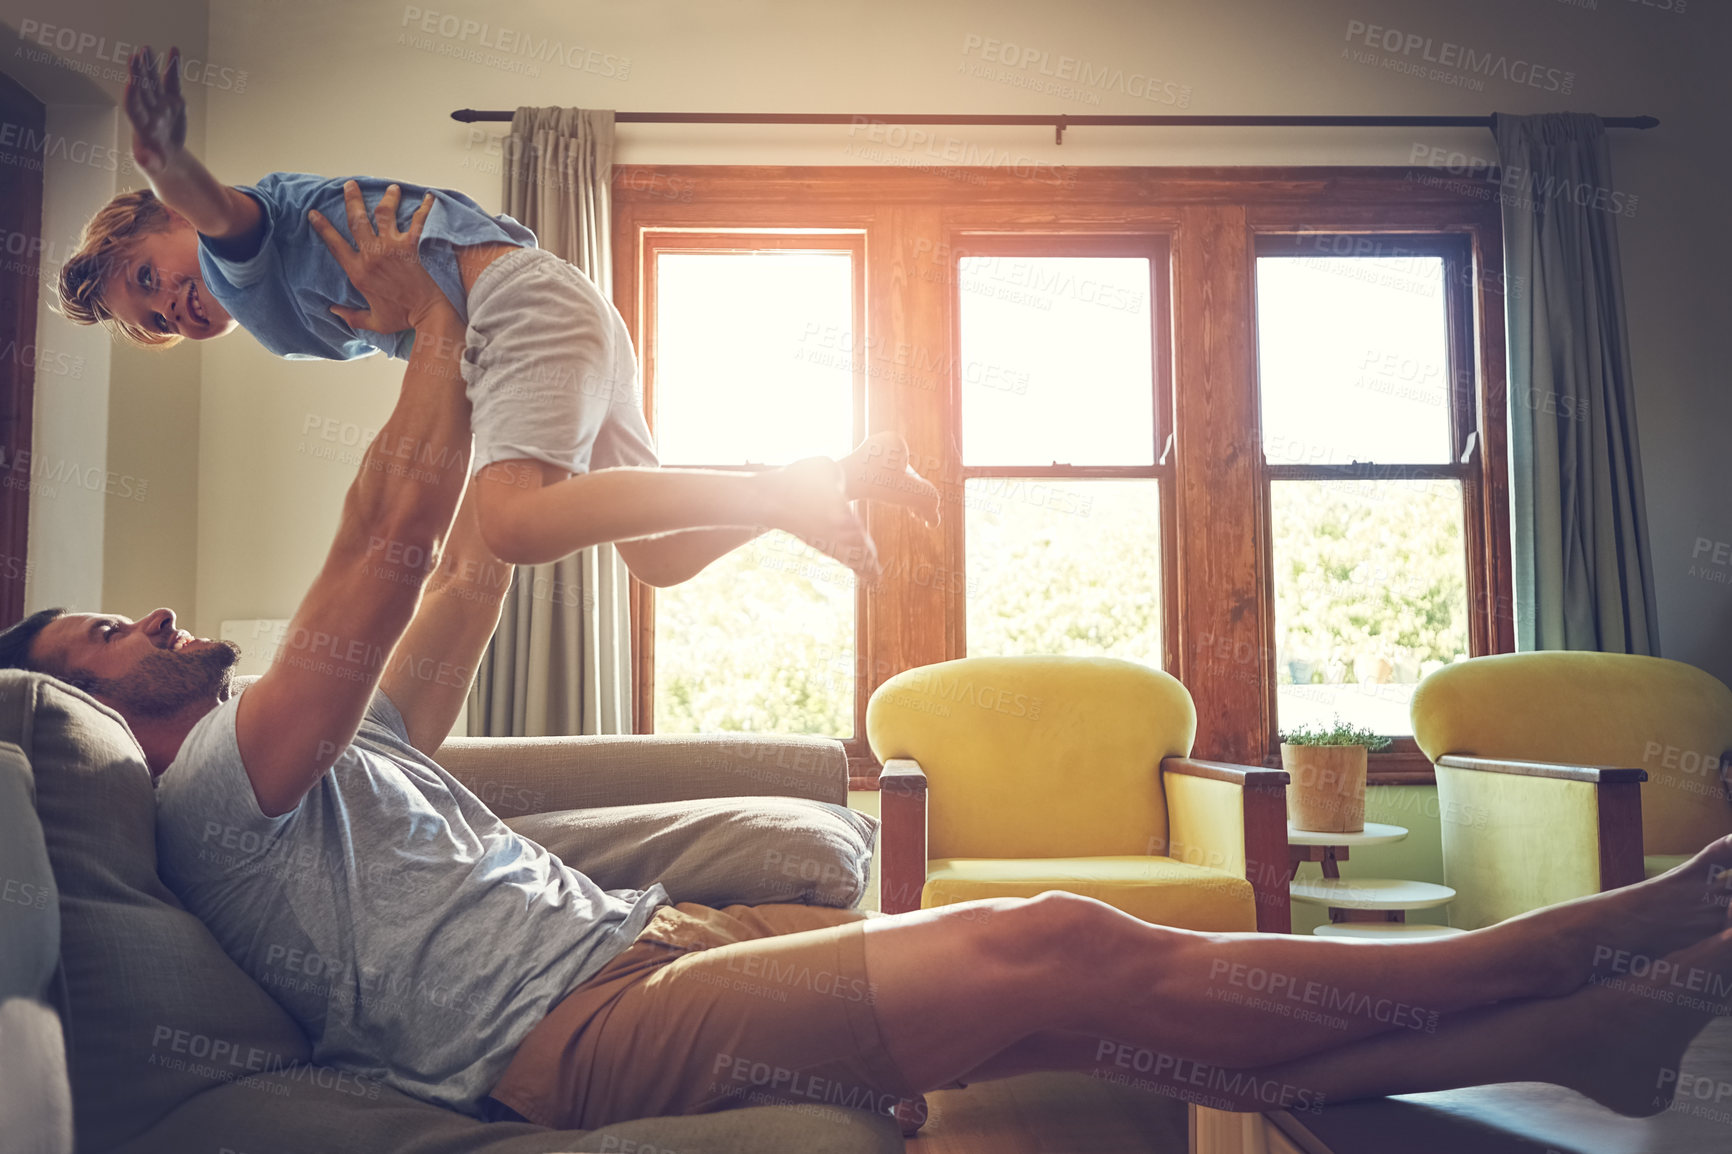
[2,0,209,619]
[21,102,112,614]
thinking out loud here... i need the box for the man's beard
[92,641,241,718]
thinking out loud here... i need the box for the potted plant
[1279,718,1392,833]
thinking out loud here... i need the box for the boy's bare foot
[1547,926,1732,1117]
[841,432,941,526]
[1487,834,1732,998]
[768,456,880,576]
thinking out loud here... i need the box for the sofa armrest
[1162,758,1292,934]
[879,759,928,915]
[433,733,849,819]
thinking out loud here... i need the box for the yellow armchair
[1411,652,1732,929]
[867,656,1292,933]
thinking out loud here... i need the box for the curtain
[1493,112,1658,654]
[467,108,634,736]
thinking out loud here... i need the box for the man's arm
[126,47,264,255]
[380,477,514,755]
[235,186,469,817]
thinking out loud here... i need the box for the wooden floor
[904,1072,1190,1154]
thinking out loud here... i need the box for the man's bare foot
[840,432,941,526]
[1547,926,1732,1117]
[1489,834,1732,998]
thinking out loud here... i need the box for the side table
[1287,822,1465,941]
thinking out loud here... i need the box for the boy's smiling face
[102,218,237,341]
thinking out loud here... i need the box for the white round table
[1287,821,1409,848]
[1289,876,1457,911]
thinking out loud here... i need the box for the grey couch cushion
[0,672,313,1150]
[0,742,57,1005]
[507,797,878,909]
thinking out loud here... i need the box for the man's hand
[840,431,941,526]
[309,182,442,334]
[125,47,188,178]
[762,456,880,576]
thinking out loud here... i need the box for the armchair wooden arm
[1431,754,1651,929]
[1434,754,1647,895]
[1433,754,1648,785]
[1163,758,1292,934]
[879,759,928,915]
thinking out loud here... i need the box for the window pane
[654,535,855,737]
[1271,479,1470,737]
[1257,256,1453,466]
[652,246,857,738]
[654,251,854,465]
[966,480,1161,666]
[959,256,1154,466]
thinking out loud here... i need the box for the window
[640,234,865,739]
[1256,237,1480,738]
[617,169,1512,780]
[954,242,1171,669]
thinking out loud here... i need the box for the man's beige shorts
[485,902,918,1130]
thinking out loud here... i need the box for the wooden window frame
[615,167,1514,786]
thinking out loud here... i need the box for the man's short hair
[56,188,183,349]
[0,607,66,675]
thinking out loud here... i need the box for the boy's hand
[763,457,880,577]
[840,431,941,526]
[125,47,188,177]
[309,182,443,333]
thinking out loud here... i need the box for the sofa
[0,669,903,1154]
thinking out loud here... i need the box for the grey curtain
[1493,112,1658,654]
[467,108,634,736]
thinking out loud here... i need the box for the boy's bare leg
[472,432,939,580]
[473,457,877,572]
[859,839,1732,1092]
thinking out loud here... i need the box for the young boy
[59,46,938,585]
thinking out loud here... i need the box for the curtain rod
[448,110,1659,144]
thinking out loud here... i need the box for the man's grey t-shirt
[155,690,667,1115]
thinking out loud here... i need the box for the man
[5,184,1731,1133]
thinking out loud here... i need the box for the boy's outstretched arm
[126,46,264,256]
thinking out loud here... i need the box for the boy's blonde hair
[56,189,182,348]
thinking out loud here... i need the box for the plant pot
[1281,743,1368,833]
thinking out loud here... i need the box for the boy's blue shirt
[196,173,537,361]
